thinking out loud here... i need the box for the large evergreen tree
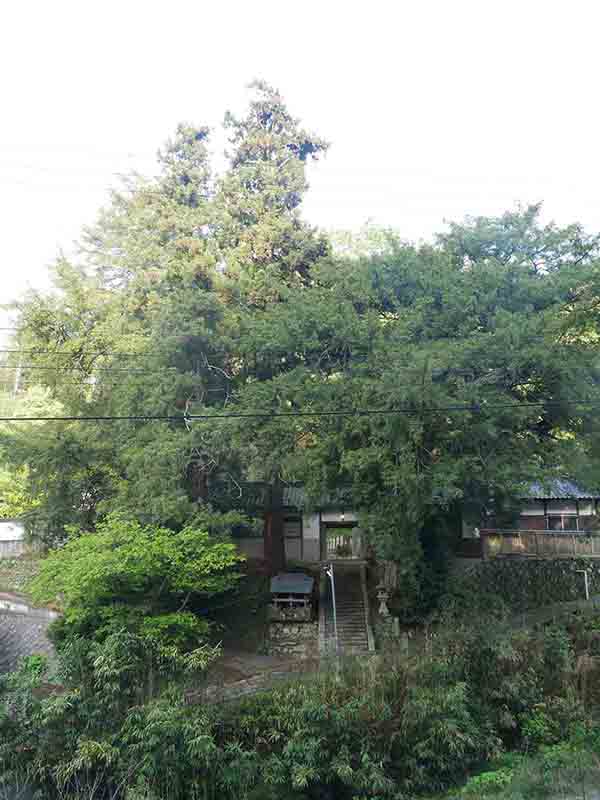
[3,84,600,602]
[210,207,600,598]
[2,83,329,540]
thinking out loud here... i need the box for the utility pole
[577,568,590,601]
[13,362,21,398]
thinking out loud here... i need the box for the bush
[1,615,599,799]
[393,680,502,792]
[460,766,514,795]
[28,513,244,654]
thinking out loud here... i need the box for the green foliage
[4,82,600,799]
[215,204,600,600]
[0,83,331,552]
[0,465,31,520]
[395,680,501,792]
[454,740,600,799]
[29,512,244,651]
[0,632,219,800]
[3,83,600,587]
[3,614,600,799]
[459,766,514,795]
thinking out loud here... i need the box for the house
[461,480,600,559]
[234,476,600,570]
[0,518,27,558]
[235,485,363,570]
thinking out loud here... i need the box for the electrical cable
[1,398,599,423]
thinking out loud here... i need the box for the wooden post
[264,482,285,576]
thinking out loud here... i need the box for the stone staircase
[322,563,373,655]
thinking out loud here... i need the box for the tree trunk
[264,481,285,575]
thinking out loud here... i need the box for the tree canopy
[1,85,600,586]
[29,512,243,652]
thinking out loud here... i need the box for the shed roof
[270,572,314,595]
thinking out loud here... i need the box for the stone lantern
[376,585,390,617]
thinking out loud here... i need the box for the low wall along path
[0,593,57,673]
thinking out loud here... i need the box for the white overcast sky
[1,0,599,324]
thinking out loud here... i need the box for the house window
[521,501,545,516]
[547,515,579,531]
[546,501,579,531]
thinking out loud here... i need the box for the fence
[326,531,364,559]
[481,529,600,559]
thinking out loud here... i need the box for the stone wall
[268,621,319,658]
[0,594,57,673]
[449,557,600,612]
[0,557,41,594]
[268,603,312,622]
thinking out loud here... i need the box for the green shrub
[392,664,502,792]
[460,766,514,795]
[2,614,598,799]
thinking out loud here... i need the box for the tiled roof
[524,480,600,500]
[282,485,352,509]
[284,479,600,506]
[282,486,307,508]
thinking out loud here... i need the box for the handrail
[324,563,339,656]
[481,528,598,535]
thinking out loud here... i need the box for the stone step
[321,565,371,655]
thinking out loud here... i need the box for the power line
[0,177,171,195]
[0,333,571,361]
[0,162,160,179]
[1,398,599,424]
[0,349,158,358]
[0,365,178,374]
[0,326,562,345]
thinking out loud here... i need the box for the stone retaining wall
[0,594,57,674]
[268,621,319,658]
